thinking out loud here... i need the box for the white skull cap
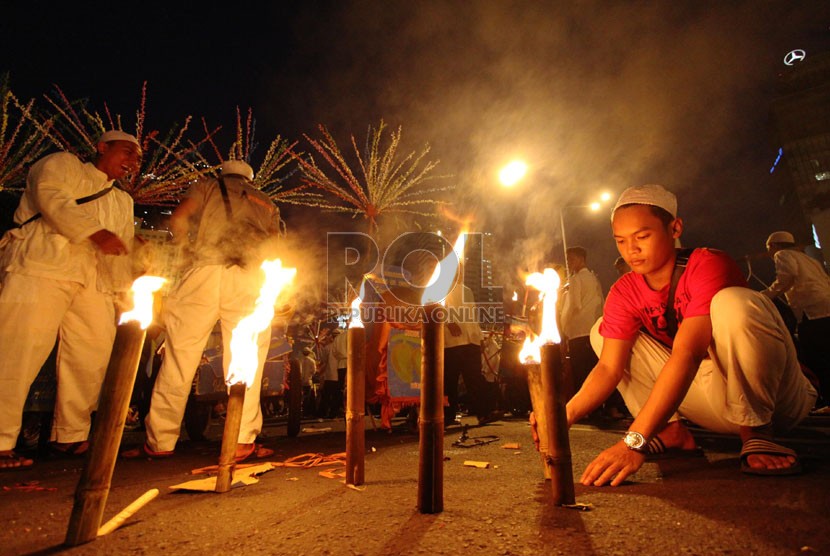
[766,231,795,246]
[221,160,254,180]
[612,184,677,220]
[98,130,141,148]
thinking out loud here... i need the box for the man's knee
[711,287,782,334]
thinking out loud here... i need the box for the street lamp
[499,160,528,188]
[560,192,612,276]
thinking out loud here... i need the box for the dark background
[2,1,829,291]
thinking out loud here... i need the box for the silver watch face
[624,431,646,450]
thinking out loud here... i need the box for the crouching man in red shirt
[568,184,816,485]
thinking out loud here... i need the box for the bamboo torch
[521,268,575,506]
[416,231,466,514]
[524,362,551,480]
[418,302,445,513]
[345,293,366,486]
[215,259,296,493]
[540,342,575,505]
[65,276,165,547]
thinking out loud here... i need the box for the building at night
[770,49,830,252]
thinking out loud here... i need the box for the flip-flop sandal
[50,441,89,458]
[740,438,802,476]
[121,443,175,460]
[644,436,705,461]
[234,443,275,463]
[0,452,34,472]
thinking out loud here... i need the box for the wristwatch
[623,431,647,452]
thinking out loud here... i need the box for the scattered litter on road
[501,442,520,450]
[452,426,500,448]
[2,481,56,493]
[561,502,594,511]
[170,463,275,491]
[463,460,490,469]
[318,469,346,480]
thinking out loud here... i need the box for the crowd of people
[1,135,827,485]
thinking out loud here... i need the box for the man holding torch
[127,160,279,462]
[567,184,816,485]
[0,131,140,470]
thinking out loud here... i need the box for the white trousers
[145,265,270,452]
[590,287,817,434]
[0,272,115,450]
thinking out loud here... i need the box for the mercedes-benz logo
[784,49,806,66]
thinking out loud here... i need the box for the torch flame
[119,276,166,329]
[421,231,466,305]
[349,281,365,329]
[517,268,561,364]
[227,259,296,387]
[512,291,518,302]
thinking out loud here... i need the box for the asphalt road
[1,413,829,555]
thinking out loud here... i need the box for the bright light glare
[600,192,612,202]
[589,201,601,212]
[499,161,528,187]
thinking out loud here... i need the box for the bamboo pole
[345,326,366,486]
[215,383,246,493]
[540,343,575,506]
[97,489,159,537]
[65,321,147,546]
[417,305,444,514]
[525,363,552,480]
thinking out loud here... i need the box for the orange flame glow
[421,231,466,305]
[349,281,365,329]
[227,259,297,387]
[512,291,518,302]
[119,276,166,329]
[518,268,561,364]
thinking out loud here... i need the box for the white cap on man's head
[766,231,795,246]
[98,130,141,148]
[611,184,677,220]
[221,160,254,180]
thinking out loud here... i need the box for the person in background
[762,231,830,406]
[445,282,498,427]
[298,347,318,417]
[126,160,280,463]
[318,331,344,419]
[560,246,604,396]
[0,131,140,470]
[568,184,815,485]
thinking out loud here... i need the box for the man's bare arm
[627,315,711,441]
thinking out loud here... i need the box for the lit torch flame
[518,268,561,364]
[421,231,466,305]
[119,276,166,329]
[512,291,518,302]
[227,259,296,387]
[349,281,365,329]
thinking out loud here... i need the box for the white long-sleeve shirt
[444,284,483,349]
[763,249,830,321]
[560,267,604,339]
[5,152,134,292]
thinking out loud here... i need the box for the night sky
[2,1,829,290]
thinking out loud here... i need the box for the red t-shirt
[600,248,747,347]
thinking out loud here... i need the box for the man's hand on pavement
[89,229,128,255]
[580,440,645,487]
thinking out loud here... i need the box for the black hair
[566,246,587,260]
[616,203,675,227]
